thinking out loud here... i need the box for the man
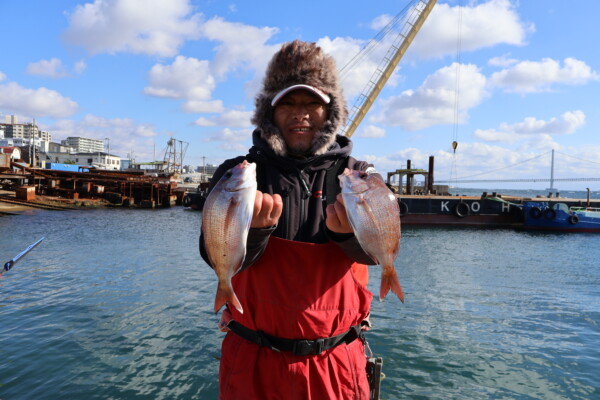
[200,40,378,399]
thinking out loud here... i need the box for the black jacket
[199,130,376,270]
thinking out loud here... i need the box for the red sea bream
[202,160,257,314]
[339,168,404,302]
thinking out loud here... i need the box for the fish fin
[214,282,244,314]
[379,266,405,303]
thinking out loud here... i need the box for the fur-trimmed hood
[251,40,348,158]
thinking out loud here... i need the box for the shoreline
[0,189,111,215]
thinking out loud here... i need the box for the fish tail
[379,266,405,303]
[214,282,244,314]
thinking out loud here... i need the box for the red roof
[0,146,18,154]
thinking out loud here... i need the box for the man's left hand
[326,194,353,234]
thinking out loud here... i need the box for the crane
[340,0,437,137]
[163,137,189,174]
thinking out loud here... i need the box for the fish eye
[224,171,233,179]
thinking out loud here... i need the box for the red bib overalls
[218,237,373,400]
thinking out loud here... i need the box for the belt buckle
[293,339,325,356]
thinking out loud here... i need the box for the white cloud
[0,71,5,82]
[488,54,518,67]
[144,55,215,103]
[370,14,393,31]
[199,17,279,79]
[318,36,403,101]
[193,109,251,128]
[489,57,600,93]
[371,63,488,130]
[367,142,600,186]
[0,82,78,118]
[410,0,532,59]
[74,60,87,74]
[193,117,215,127]
[183,100,224,114]
[49,114,160,160]
[203,127,253,152]
[26,58,68,78]
[474,111,585,143]
[53,114,158,139]
[63,0,202,57]
[140,18,279,115]
[358,125,386,138]
[360,147,430,173]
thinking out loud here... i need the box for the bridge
[436,177,600,184]
[435,150,600,186]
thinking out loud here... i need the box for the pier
[0,160,185,210]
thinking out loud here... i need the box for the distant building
[61,137,104,153]
[48,141,74,153]
[42,151,121,170]
[0,146,21,160]
[0,115,51,142]
[196,163,218,175]
[0,115,51,159]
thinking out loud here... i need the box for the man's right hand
[251,190,283,228]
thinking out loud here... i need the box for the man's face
[272,90,327,157]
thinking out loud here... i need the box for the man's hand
[251,190,283,228]
[326,194,353,234]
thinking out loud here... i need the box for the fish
[202,160,257,314]
[339,168,404,302]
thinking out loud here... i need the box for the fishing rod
[3,237,45,274]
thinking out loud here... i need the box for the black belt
[227,320,364,356]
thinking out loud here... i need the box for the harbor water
[1,190,599,399]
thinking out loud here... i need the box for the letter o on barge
[398,200,409,216]
[454,202,469,218]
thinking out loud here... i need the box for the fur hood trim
[251,40,348,157]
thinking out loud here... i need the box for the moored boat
[182,183,209,211]
[522,201,600,232]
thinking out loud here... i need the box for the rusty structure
[1,158,184,208]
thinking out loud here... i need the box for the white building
[0,137,49,152]
[44,151,121,170]
[61,137,104,153]
[0,146,22,160]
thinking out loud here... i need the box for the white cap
[271,84,331,106]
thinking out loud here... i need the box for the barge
[387,155,600,228]
[397,193,600,228]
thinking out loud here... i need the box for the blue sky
[1,0,599,190]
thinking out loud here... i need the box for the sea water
[1,193,598,399]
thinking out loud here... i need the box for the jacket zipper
[298,169,311,235]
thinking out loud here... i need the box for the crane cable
[338,1,414,80]
[450,0,463,186]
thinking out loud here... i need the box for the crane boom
[341,0,437,137]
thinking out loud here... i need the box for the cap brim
[271,84,331,106]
